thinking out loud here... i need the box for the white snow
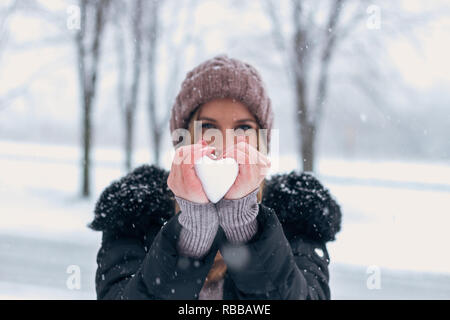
[0,281,95,300]
[194,155,238,203]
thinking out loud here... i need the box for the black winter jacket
[88,164,342,300]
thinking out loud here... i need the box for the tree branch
[314,0,345,127]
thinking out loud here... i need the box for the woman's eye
[202,123,215,129]
[236,124,252,131]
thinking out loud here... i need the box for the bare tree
[145,0,199,166]
[76,0,111,197]
[113,0,144,172]
[145,0,163,166]
[264,0,449,171]
[0,1,17,61]
[264,0,372,172]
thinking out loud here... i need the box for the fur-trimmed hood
[88,164,342,243]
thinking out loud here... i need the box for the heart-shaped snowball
[194,155,239,203]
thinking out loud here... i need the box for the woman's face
[197,98,259,158]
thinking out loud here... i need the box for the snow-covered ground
[1,139,449,299]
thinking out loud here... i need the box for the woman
[88,54,342,300]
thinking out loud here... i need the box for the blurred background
[0,0,449,299]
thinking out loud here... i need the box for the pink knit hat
[169,54,274,152]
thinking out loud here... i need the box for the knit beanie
[169,54,274,152]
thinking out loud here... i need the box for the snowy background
[1,0,450,299]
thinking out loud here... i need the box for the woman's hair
[174,103,266,287]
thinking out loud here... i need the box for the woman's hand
[167,138,216,204]
[222,135,271,200]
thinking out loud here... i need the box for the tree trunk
[76,0,110,198]
[153,129,161,166]
[125,107,134,172]
[295,74,316,173]
[146,1,159,166]
[292,8,317,173]
[300,121,316,172]
[82,92,92,197]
